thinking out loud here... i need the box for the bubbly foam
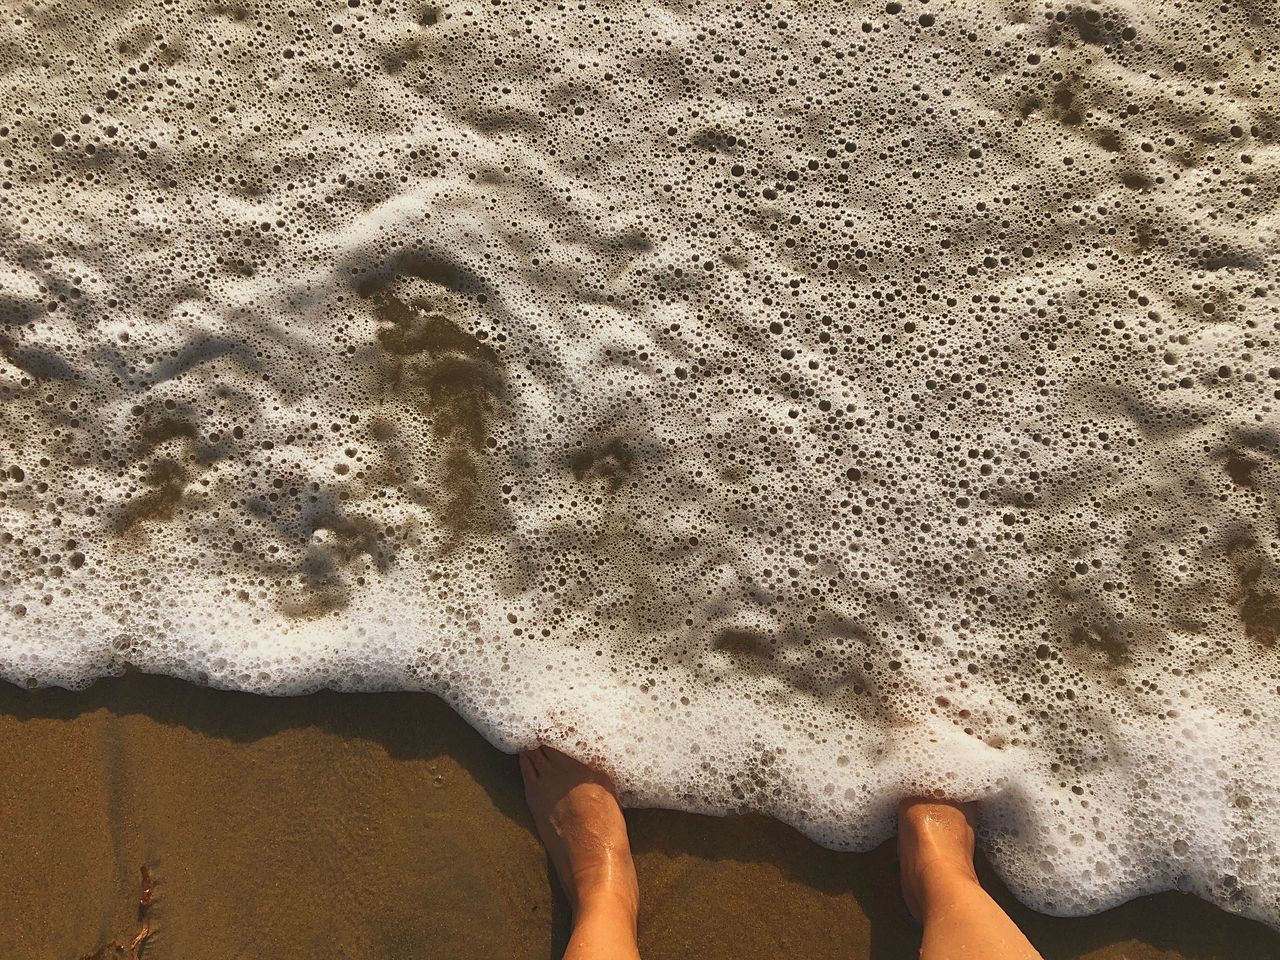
[2,0,1279,927]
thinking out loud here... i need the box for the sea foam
[1,0,1278,927]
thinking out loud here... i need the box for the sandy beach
[5,0,1279,933]
[0,674,1275,960]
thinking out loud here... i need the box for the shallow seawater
[1,0,1278,928]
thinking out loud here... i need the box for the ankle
[912,856,983,917]
[574,882,639,929]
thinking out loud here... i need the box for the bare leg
[520,746,641,960]
[898,799,1044,960]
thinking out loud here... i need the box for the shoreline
[1,673,1275,960]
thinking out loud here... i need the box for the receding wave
[1,0,1278,928]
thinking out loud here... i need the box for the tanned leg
[520,746,641,960]
[898,799,1044,960]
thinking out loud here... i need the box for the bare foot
[520,745,639,923]
[897,798,981,923]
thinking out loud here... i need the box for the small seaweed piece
[128,920,151,960]
[131,864,153,959]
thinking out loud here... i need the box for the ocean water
[2,0,1278,928]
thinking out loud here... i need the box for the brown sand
[0,675,1275,960]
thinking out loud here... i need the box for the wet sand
[0,674,1275,960]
